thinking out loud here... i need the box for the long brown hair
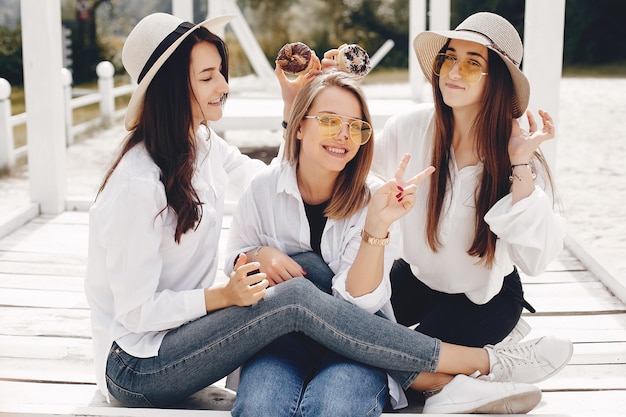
[426,46,556,267]
[283,72,373,219]
[97,27,229,243]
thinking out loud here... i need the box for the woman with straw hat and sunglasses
[85,12,570,414]
[367,10,570,388]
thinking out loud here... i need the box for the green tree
[0,23,22,84]
[563,0,625,66]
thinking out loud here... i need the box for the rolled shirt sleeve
[485,186,566,276]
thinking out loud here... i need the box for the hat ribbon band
[456,29,520,66]
[138,21,195,83]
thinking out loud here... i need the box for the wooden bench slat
[0,250,86,265]
[0,335,92,361]
[0,287,88,309]
[0,306,91,337]
[0,261,86,276]
[0,357,95,384]
[536,363,626,390]
[523,281,626,314]
[0,273,85,292]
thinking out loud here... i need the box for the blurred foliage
[2,0,626,87]
[236,0,410,71]
[0,23,22,84]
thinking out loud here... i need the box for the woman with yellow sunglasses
[369,11,569,396]
[226,71,433,414]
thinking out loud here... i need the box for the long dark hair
[426,46,556,267]
[98,27,229,243]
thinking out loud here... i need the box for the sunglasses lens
[460,60,482,84]
[317,115,342,137]
[352,122,372,144]
[435,54,454,76]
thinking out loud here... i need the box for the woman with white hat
[85,12,569,414]
[369,10,569,382]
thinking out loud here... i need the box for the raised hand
[509,109,556,165]
[275,54,322,120]
[321,47,340,71]
[367,154,435,228]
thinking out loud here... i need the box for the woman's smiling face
[297,86,363,175]
[188,41,230,125]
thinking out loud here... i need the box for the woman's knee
[273,277,320,305]
[290,252,334,293]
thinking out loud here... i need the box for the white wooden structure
[20,0,67,214]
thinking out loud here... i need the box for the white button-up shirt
[85,126,265,399]
[224,160,407,408]
[371,103,566,304]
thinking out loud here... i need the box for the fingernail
[397,185,404,191]
[302,270,307,275]
[398,197,403,202]
[395,192,402,199]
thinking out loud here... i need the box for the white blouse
[371,103,567,304]
[224,160,407,408]
[85,126,265,399]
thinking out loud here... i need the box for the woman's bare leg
[410,343,490,391]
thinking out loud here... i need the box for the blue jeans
[232,333,388,417]
[105,278,439,408]
[232,252,389,417]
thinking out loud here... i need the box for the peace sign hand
[367,154,435,230]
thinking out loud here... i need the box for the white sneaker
[500,317,532,345]
[485,335,573,384]
[423,374,541,414]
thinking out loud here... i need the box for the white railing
[0,61,135,173]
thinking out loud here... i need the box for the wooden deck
[0,211,625,416]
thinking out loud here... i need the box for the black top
[303,200,329,256]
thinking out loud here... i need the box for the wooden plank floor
[0,211,625,416]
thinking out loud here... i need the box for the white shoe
[423,374,541,414]
[485,335,573,384]
[500,317,532,345]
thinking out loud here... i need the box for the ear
[295,123,304,140]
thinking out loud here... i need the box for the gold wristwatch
[361,229,390,246]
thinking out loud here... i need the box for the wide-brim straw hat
[413,12,529,118]
[122,13,235,130]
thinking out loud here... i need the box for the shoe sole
[423,389,542,414]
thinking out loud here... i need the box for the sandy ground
[1,77,625,279]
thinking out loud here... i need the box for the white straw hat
[413,12,529,118]
[122,13,235,130]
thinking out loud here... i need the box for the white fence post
[523,0,566,169]
[429,0,451,31]
[20,0,66,214]
[409,0,427,101]
[61,68,73,146]
[97,61,115,128]
[172,0,194,21]
[0,78,15,173]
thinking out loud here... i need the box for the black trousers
[390,258,534,348]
